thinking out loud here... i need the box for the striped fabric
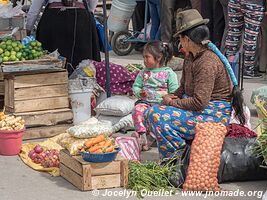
[115,136,141,160]
[225,0,265,75]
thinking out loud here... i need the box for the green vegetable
[128,160,177,198]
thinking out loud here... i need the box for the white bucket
[69,78,94,125]
[107,0,137,32]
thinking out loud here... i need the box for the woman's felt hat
[173,9,209,37]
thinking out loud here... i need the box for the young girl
[132,41,179,150]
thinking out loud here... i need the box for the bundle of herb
[127,161,177,198]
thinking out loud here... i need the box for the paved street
[0,50,266,200]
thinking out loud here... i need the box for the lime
[10,51,16,55]
[2,56,9,62]
[15,58,19,61]
[14,47,20,52]
[30,41,37,47]
[0,48,3,54]
[18,44,24,49]
[4,51,10,57]
[11,42,17,48]
[31,49,36,54]
[28,46,33,50]
[0,43,6,50]
[10,55,17,61]
[36,41,42,47]
[16,52,22,59]
[6,40,12,46]
[6,45,13,51]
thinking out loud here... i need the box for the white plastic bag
[67,122,113,139]
[0,2,24,18]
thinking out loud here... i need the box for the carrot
[94,149,104,154]
[89,145,101,153]
[92,135,105,145]
[105,146,114,153]
[85,139,94,148]
[98,141,106,146]
[103,139,113,148]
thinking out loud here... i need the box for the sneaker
[243,73,263,79]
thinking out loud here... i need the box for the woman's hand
[162,94,178,105]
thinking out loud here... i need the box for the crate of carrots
[79,134,120,163]
[59,134,128,191]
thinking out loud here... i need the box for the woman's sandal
[131,132,152,151]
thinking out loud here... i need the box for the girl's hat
[173,9,209,37]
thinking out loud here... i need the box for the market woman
[144,9,246,158]
[26,0,101,74]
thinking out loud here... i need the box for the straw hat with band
[173,9,209,37]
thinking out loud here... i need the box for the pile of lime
[0,37,47,63]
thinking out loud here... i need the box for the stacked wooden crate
[3,69,73,139]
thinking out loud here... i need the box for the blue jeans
[148,0,161,40]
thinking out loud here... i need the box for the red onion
[34,145,43,154]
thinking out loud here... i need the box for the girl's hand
[140,90,147,98]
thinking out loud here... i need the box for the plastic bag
[69,59,96,79]
[115,136,141,160]
[183,122,226,192]
[169,145,191,188]
[56,134,86,155]
[0,2,24,18]
[67,123,113,139]
[218,137,267,183]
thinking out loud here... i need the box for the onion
[28,150,35,159]
[34,145,43,154]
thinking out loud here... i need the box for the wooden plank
[90,162,121,176]
[83,165,92,190]
[60,163,84,191]
[23,124,72,140]
[0,81,4,95]
[4,78,14,109]
[12,96,69,113]
[14,84,68,101]
[59,150,83,176]
[121,160,129,187]
[91,174,121,190]
[0,95,4,110]
[13,71,68,88]
[13,108,73,127]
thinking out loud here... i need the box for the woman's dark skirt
[36,7,101,75]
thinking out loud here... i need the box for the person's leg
[212,0,225,48]
[160,0,190,43]
[225,0,244,58]
[201,0,214,42]
[132,103,150,133]
[144,101,232,159]
[219,0,229,53]
[260,16,267,73]
[148,1,160,40]
[243,2,265,78]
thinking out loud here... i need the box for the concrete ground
[0,50,267,200]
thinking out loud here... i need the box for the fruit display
[0,112,25,131]
[0,37,46,63]
[28,144,60,168]
[79,134,117,154]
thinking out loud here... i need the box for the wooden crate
[23,124,72,140]
[13,108,73,128]
[59,150,128,191]
[4,70,69,113]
